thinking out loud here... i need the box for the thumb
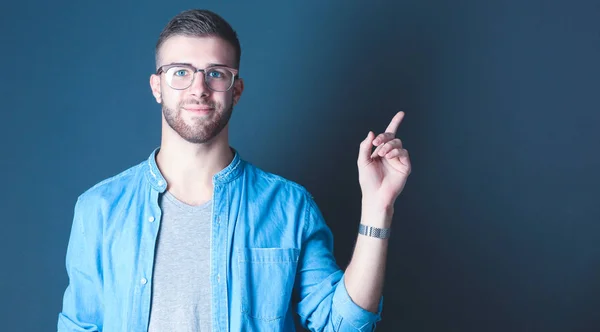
[357,131,375,167]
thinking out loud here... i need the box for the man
[57,8,411,332]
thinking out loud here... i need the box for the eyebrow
[206,62,230,68]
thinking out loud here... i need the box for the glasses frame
[156,63,239,92]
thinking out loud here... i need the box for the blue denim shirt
[57,148,383,331]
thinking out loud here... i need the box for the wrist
[361,200,394,228]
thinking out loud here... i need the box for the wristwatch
[358,224,391,239]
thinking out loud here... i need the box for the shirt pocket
[237,247,300,321]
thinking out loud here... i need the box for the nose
[188,70,210,97]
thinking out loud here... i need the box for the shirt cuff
[332,274,383,330]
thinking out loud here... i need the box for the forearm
[343,202,393,313]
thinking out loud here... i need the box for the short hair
[155,9,241,68]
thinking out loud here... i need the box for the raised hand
[357,111,411,215]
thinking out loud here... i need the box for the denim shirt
[57,148,383,331]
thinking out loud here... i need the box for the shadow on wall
[286,4,439,331]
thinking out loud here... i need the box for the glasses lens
[205,68,234,92]
[165,66,194,89]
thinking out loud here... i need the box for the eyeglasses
[156,63,239,92]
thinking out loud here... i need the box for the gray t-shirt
[148,191,212,332]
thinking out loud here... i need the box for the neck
[156,127,233,206]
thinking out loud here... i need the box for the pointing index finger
[385,111,405,135]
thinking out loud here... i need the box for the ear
[232,78,244,106]
[150,74,162,103]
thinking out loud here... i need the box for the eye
[207,70,224,79]
[174,69,189,77]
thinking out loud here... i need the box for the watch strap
[358,224,391,239]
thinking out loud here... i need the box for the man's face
[150,35,243,144]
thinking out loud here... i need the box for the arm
[343,205,392,313]
[345,111,411,313]
[294,196,383,331]
[57,197,104,332]
[295,111,410,330]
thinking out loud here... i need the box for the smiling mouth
[183,106,214,112]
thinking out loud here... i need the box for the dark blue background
[1,1,599,331]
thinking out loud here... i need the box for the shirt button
[217,274,220,283]
[141,278,147,285]
[157,180,164,186]
[148,216,155,222]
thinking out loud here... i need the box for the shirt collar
[145,146,245,192]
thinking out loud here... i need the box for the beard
[162,97,233,144]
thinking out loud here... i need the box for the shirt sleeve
[57,196,104,332]
[294,193,383,331]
